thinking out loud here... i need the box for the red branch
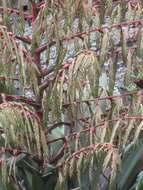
[57,143,116,167]
[0,6,32,20]
[0,93,40,108]
[36,19,143,53]
[65,19,143,41]
[30,1,40,22]
[0,76,19,81]
[0,31,31,44]
[47,116,143,145]
[0,147,30,155]
[63,90,143,108]
[12,34,31,44]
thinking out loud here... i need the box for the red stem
[63,90,143,108]
[47,116,143,145]
[36,19,142,54]
[30,1,39,22]
[0,6,32,20]
[0,93,40,108]
[0,147,30,155]
[56,143,116,168]
[65,19,143,41]
[0,76,19,81]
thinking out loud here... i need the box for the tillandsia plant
[0,0,143,190]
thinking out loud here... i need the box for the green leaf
[117,141,143,190]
